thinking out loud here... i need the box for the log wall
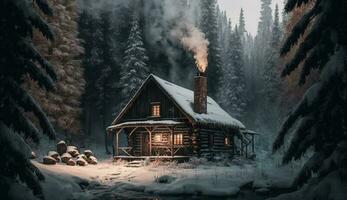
[198,127,235,159]
[127,124,192,156]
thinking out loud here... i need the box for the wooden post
[145,127,152,156]
[114,128,123,157]
[245,143,248,158]
[171,127,174,157]
[232,134,237,156]
[240,139,243,156]
[116,132,119,156]
[149,129,152,156]
[252,134,255,153]
[112,129,115,156]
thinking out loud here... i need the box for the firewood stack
[42,140,98,166]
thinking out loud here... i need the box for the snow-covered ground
[25,156,298,200]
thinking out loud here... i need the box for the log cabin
[107,73,256,161]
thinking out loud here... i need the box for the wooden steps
[114,156,190,163]
[125,160,143,168]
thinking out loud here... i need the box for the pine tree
[273,0,347,198]
[0,0,56,198]
[79,1,132,140]
[120,14,149,104]
[27,0,85,140]
[200,0,222,99]
[281,0,289,30]
[220,26,247,119]
[256,4,284,150]
[78,10,101,137]
[95,10,121,154]
[257,0,273,39]
[248,0,273,130]
[263,4,282,103]
[217,6,232,78]
[238,8,246,37]
[255,0,273,77]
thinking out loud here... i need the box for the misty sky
[218,0,285,36]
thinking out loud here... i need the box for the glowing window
[151,103,160,117]
[174,134,183,145]
[154,133,162,142]
[225,137,230,146]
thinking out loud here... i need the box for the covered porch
[107,120,189,159]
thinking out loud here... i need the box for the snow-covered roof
[108,120,183,130]
[151,74,245,129]
[241,129,258,135]
[112,74,245,129]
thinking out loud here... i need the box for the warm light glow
[154,133,162,142]
[225,137,230,146]
[174,134,183,145]
[151,104,160,117]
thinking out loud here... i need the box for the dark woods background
[76,0,300,152]
[1,0,347,199]
[2,0,320,154]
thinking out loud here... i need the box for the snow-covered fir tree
[26,0,85,140]
[254,0,273,79]
[79,1,132,139]
[0,0,56,198]
[255,4,284,150]
[263,4,282,103]
[220,26,247,119]
[200,0,222,99]
[120,14,149,104]
[238,8,246,38]
[95,10,121,154]
[78,9,102,137]
[257,0,273,40]
[217,6,232,77]
[247,0,274,131]
[273,0,347,199]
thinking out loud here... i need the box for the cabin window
[174,133,183,145]
[151,103,160,117]
[225,136,230,146]
[154,133,162,142]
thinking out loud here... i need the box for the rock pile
[42,140,98,166]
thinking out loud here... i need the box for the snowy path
[33,158,297,200]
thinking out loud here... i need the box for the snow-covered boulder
[61,153,72,163]
[56,156,61,162]
[67,146,78,157]
[76,158,88,166]
[84,150,93,157]
[43,156,56,165]
[77,154,87,161]
[73,151,80,158]
[30,151,37,159]
[86,156,98,165]
[56,140,67,155]
[66,159,76,166]
[48,151,60,161]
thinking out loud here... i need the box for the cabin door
[141,133,150,156]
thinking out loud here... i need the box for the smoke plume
[171,22,209,72]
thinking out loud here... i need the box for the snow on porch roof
[151,74,245,129]
[108,120,184,130]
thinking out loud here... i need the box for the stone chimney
[194,72,207,114]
